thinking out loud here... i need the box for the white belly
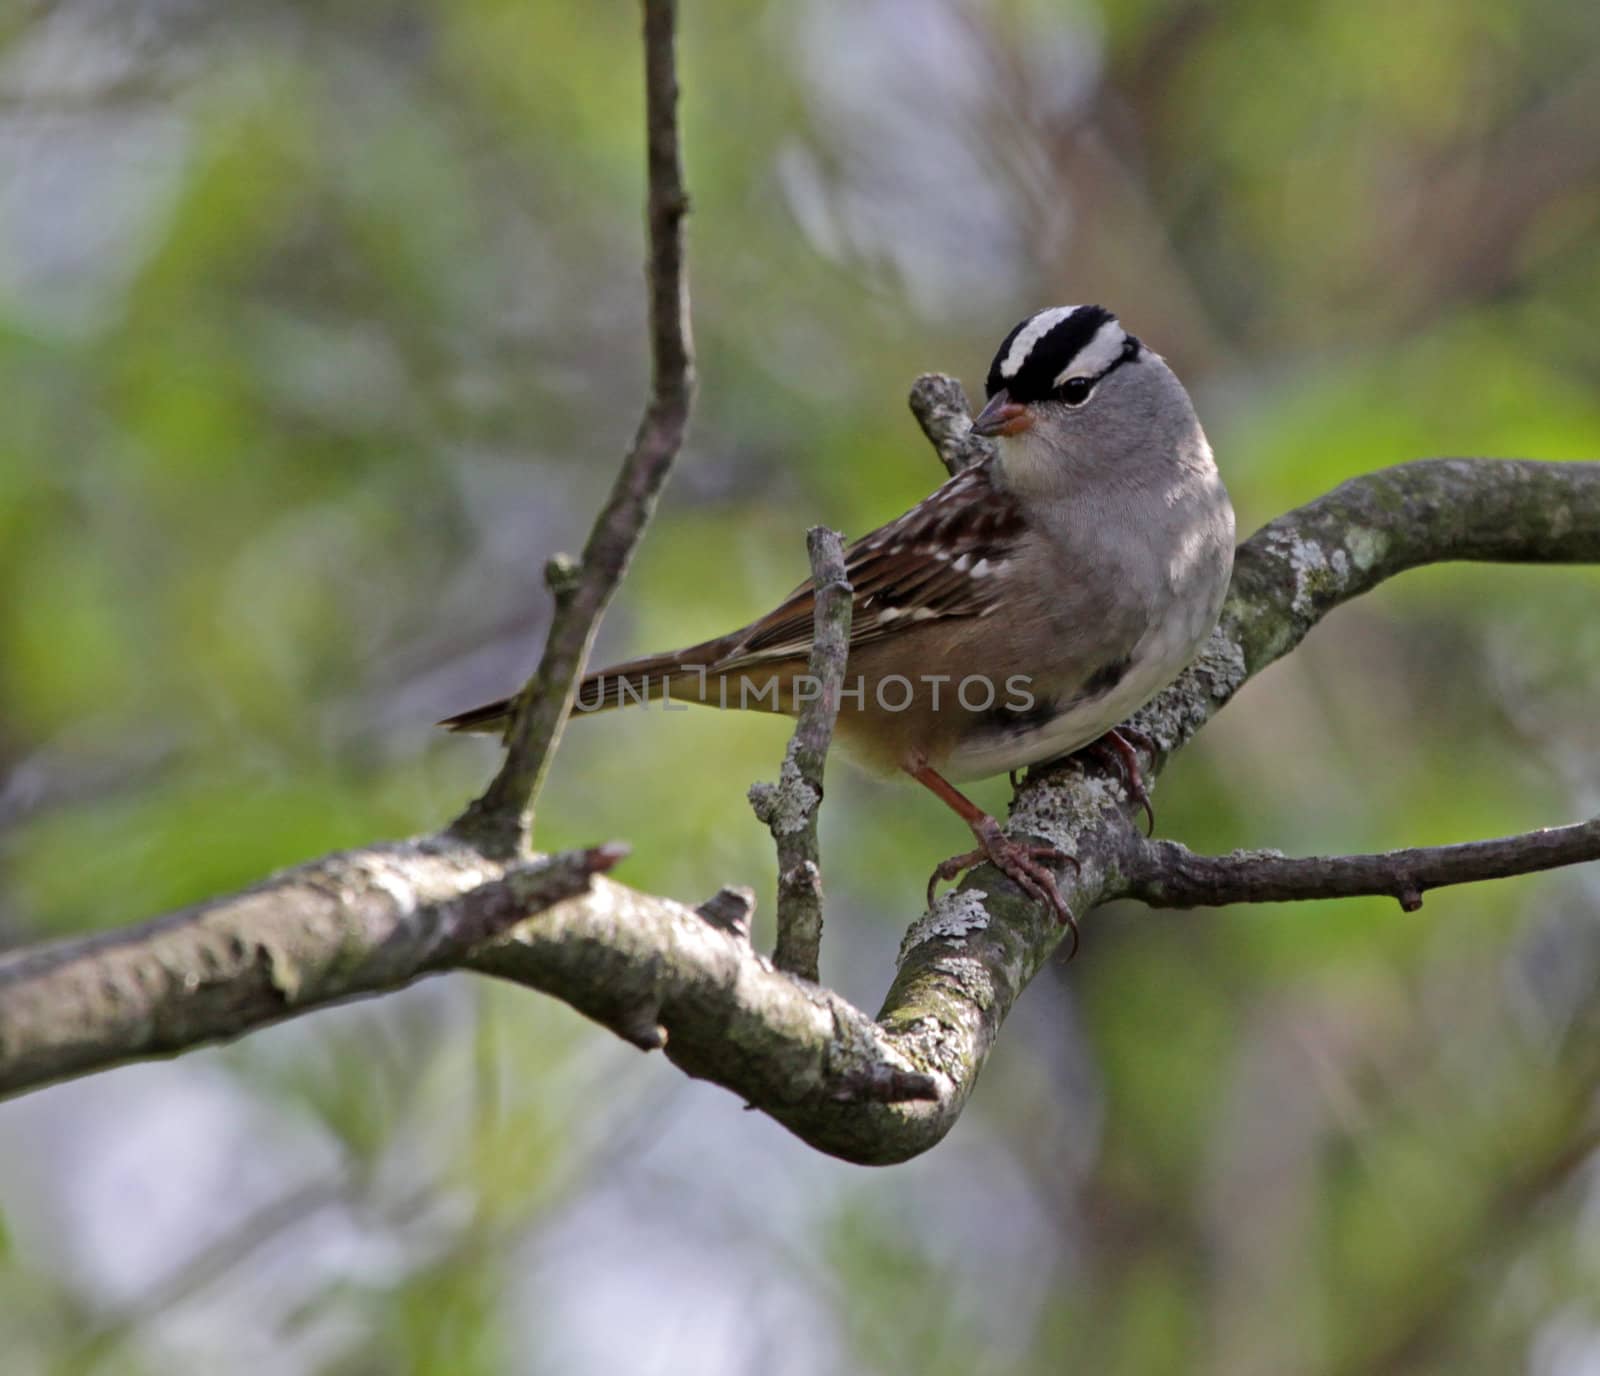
[942,616,1206,782]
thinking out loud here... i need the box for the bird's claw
[925,820,1081,958]
[1089,728,1156,836]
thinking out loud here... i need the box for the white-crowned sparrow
[444,306,1235,932]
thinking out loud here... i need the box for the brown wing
[710,462,1027,673]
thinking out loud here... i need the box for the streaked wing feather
[711,464,1025,672]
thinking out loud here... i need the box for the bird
[442,305,1235,945]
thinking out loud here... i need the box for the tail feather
[437,696,516,734]
[573,648,704,712]
[438,638,738,735]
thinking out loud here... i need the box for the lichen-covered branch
[456,0,694,853]
[1118,820,1600,912]
[3,454,1594,1165]
[750,526,852,982]
[467,876,949,1164]
[1189,457,1600,733]
[907,372,995,475]
[0,841,622,1096]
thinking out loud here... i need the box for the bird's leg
[1079,727,1156,835]
[1115,724,1158,755]
[906,759,1080,956]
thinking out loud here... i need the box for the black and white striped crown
[984,305,1133,403]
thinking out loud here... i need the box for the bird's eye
[1058,377,1094,406]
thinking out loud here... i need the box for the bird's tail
[436,697,520,734]
[437,639,738,736]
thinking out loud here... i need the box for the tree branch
[907,373,995,475]
[1195,457,1600,724]
[750,526,852,982]
[3,408,1597,1161]
[455,0,693,854]
[1118,820,1600,912]
[0,841,624,1095]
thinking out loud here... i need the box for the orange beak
[971,389,1033,438]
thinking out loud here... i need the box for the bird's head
[974,305,1199,493]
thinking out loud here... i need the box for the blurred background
[2,0,1600,1371]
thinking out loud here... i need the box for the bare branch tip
[620,1010,669,1052]
[585,841,632,874]
[696,885,756,939]
[908,371,968,410]
[906,373,994,475]
[543,552,582,600]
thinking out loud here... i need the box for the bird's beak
[971,389,1033,438]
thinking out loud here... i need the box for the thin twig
[1118,820,1600,912]
[908,372,995,475]
[454,0,694,855]
[749,527,852,981]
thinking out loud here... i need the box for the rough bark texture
[752,526,852,982]
[3,457,1596,1165]
[0,842,622,1094]
[907,373,995,476]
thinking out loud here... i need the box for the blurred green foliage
[2,0,1599,1372]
